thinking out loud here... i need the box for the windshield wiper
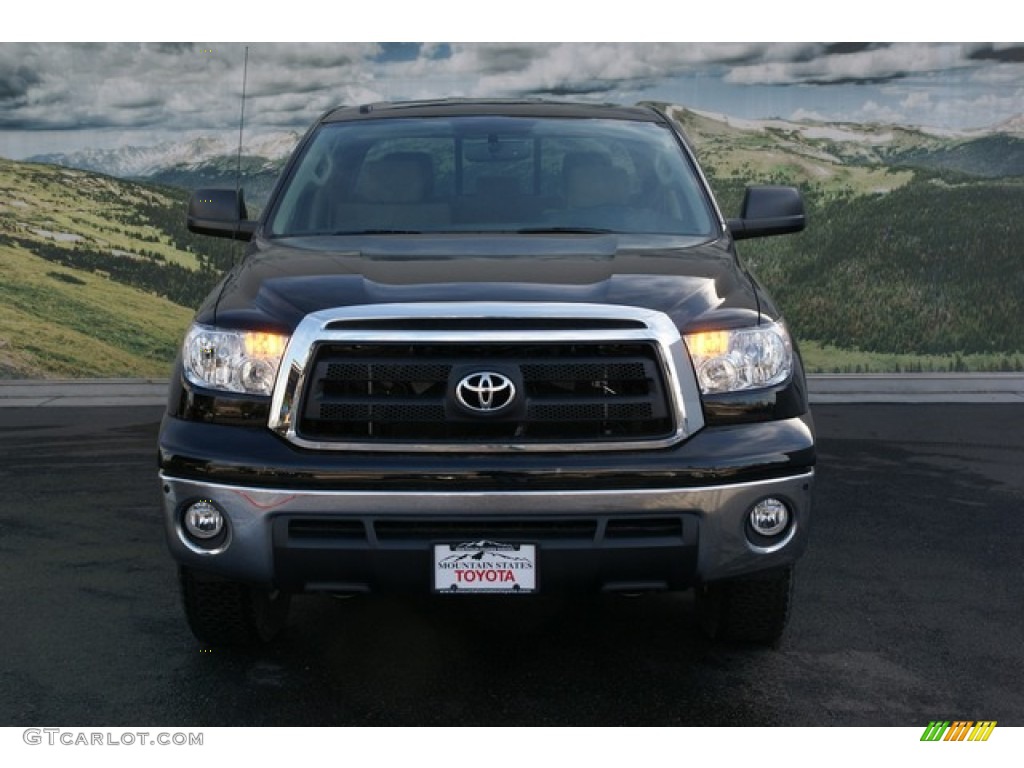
[514,226,617,235]
[328,229,425,235]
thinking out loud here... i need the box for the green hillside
[0,159,237,378]
[887,135,1024,178]
[3,105,1024,379]
[664,106,916,204]
[660,108,1024,369]
[739,178,1024,357]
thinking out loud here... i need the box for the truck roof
[320,99,666,124]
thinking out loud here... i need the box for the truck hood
[203,234,763,333]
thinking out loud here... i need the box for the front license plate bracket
[433,540,537,594]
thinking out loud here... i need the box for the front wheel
[696,565,794,647]
[179,566,291,646]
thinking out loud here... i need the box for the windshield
[266,116,716,238]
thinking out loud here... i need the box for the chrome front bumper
[161,470,813,589]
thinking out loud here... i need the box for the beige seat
[563,152,629,209]
[355,152,434,203]
[335,151,450,230]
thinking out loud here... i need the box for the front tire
[179,566,291,646]
[696,565,793,647]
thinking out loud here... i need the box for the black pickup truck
[159,99,815,647]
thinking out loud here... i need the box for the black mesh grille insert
[298,340,673,445]
[527,402,653,421]
[281,516,687,544]
[374,519,598,541]
[605,518,684,539]
[288,519,366,540]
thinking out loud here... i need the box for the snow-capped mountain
[29,131,301,178]
[28,109,1024,197]
[992,113,1024,137]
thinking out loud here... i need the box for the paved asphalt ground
[0,393,1021,726]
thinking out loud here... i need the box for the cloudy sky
[1,41,1022,159]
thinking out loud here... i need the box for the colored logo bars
[920,721,997,742]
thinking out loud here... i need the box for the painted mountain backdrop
[1,107,1022,378]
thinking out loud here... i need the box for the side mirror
[187,188,258,241]
[726,186,806,241]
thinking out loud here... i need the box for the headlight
[183,324,289,396]
[684,321,793,395]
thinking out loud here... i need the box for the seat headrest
[563,152,628,208]
[355,152,434,203]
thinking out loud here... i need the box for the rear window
[266,116,715,237]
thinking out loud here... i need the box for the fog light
[184,501,224,540]
[749,498,789,537]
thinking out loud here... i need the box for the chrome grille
[299,342,671,442]
[267,302,704,452]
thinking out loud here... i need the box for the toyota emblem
[455,371,517,413]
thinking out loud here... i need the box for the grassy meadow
[2,106,1023,378]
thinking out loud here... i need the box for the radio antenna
[235,44,249,198]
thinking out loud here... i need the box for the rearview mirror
[463,135,533,162]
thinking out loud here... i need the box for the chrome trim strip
[161,469,812,508]
[267,302,704,452]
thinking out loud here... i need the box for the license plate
[433,540,537,594]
